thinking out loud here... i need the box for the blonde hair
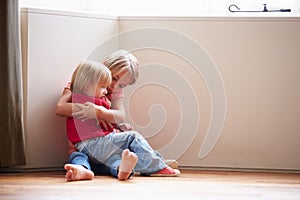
[103,49,139,85]
[70,60,111,94]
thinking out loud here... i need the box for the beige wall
[21,8,300,171]
[119,17,300,171]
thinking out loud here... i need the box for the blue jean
[68,151,111,175]
[68,151,91,170]
[75,131,167,177]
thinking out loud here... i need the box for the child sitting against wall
[66,60,180,181]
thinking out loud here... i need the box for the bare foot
[64,164,94,181]
[118,149,138,181]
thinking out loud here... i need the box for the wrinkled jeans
[68,151,111,175]
[75,131,167,177]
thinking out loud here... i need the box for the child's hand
[117,123,134,131]
[98,120,114,130]
[72,102,97,121]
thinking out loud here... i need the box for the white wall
[20,0,300,16]
[21,7,300,171]
[20,8,119,169]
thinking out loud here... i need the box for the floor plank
[1,170,300,200]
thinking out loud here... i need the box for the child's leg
[118,149,138,180]
[106,131,168,174]
[89,149,137,181]
[114,131,180,176]
[75,133,177,177]
[65,151,94,181]
[75,137,137,180]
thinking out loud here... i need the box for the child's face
[85,81,108,98]
[109,70,132,94]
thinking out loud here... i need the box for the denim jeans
[75,131,167,176]
[68,151,91,170]
[68,151,111,175]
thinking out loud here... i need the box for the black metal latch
[228,4,291,13]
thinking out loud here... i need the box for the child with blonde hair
[66,60,179,181]
[66,60,138,180]
[56,50,179,181]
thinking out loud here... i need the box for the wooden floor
[1,169,300,200]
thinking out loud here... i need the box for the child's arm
[98,97,126,123]
[55,88,83,117]
[72,97,126,124]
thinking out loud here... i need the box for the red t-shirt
[66,93,114,144]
